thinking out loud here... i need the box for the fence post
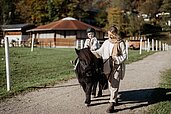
[76,40,79,48]
[147,38,150,52]
[31,34,35,52]
[152,39,154,51]
[156,40,158,51]
[162,43,165,51]
[159,41,161,51]
[4,37,11,91]
[144,41,147,51]
[139,38,142,54]
[80,40,84,49]
[165,43,167,51]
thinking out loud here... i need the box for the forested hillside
[0,0,171,35]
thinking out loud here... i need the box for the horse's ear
[75,48,80,55]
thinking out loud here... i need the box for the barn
[27,17,105,48]
[1,24,35,47]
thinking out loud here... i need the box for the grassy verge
[0,47,76,100]
[0,48,155,100]
[147,69,171,114]
[125,50,156,64]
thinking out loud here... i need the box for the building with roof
[1,24,35,47]
[27,17,104,48]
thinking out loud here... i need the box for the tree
[159,0,171,31]
[15,0,35,23]
[31,0,49,24]
[52,0,90,21]
[14,0,92,25]
[160,0,171,13]
[16,0,49,25]
[0,0,3,25]
[128,12,144,36]
[106,0,136,35]
[94,10,107,28]
[139,0,162,18]
[47,0,54,21]
[2,0,15,24]
[107,7,122,28]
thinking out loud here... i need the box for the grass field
[0,47,155,100]
[148,69,171,114]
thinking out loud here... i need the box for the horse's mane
[78,48,96,65]
[75,48,103,78]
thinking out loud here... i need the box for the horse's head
[75,48,96,77]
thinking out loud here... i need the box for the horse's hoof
[85,103,90,107]
[85,100,91,106]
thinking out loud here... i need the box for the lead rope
[103,57,110,64]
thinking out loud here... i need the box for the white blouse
[84,37,99,51]
[93,39,127,74]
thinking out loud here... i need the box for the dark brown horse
[74,48,107,106]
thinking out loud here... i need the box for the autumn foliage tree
[14,0,91,25]
[0,0,170,35]
[160,0,171,14]
[1,0,15,24]
[0,0,3,25]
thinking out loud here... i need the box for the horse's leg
[97,74,108,97]
[92,82,97,97]
[80,82,86,93]
[80,82,91,105]
[97,80,102,97]
[85,83,93,106]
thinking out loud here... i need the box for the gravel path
[0,50,171,114]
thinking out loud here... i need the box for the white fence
[76,38,170,61]
[76,40,84,49]
[76,38,170,52]
[138,38,169,52]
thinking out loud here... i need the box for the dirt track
[0,49,171,114]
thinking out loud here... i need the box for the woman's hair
[108,26,118,34]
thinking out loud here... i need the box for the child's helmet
[86,27,95,33]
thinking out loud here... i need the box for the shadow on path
[119,88,171,104]
[90,88,171,112]
[28,83,80,89]
[28,84,171,112]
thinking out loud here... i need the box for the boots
[106,102,115,113]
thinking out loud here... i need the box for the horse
[74,48,108,106]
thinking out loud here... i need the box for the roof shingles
[30,17,101,31]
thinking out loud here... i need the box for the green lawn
[148,69,171,114]
[125,50,156,64]
[0,48,76,99]
[0,47,155,100]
